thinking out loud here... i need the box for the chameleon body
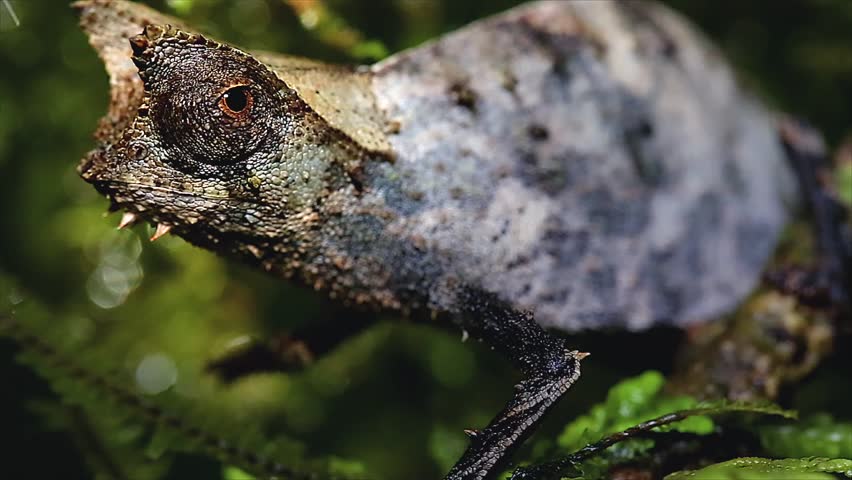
[74,1,797,478]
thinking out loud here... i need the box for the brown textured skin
[76,0,795,332]
[73,1,801,478]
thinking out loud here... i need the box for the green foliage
[550,371,707,478]
[558,371,711,452]
[223,466,255,480]
[0,282,365,480]
[27,399,171,480]
[665,457,852,480]
[558,371,796,454]
[517,371,797,480]
[761,414,852,458]
[284,0,390,61]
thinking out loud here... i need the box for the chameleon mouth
[109,199,175,242]
[87,177,175,242]
[80,149,177,242]
[116,211,172,241]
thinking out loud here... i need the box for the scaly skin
[74,1,800,478]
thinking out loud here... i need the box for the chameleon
[73,0,815,478]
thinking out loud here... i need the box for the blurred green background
[0,1,851,479]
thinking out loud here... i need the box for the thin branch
[510,404,795,480]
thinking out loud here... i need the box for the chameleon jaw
[115,211,172,241]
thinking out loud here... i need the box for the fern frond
[0,302,364,480]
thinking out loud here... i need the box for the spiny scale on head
[116,211,171,240]
[150,223,172,241]
[129,24,234,86]
[117,211,137,229]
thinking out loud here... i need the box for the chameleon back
[366,1,796,331]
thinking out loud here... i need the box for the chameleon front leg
[445,289,586,480]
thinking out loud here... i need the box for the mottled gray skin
[368,1,799,331]
[76,0,795,333]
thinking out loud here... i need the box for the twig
[509,404,794,480]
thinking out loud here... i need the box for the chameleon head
[79,23,352,255]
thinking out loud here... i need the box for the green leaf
[558,371,675,451]
[761,414,852,458]
[559,401,794,479]
[665,457,852,480]
[556,372,784,452]
[518,372,797,480]
[223,466,256,480]
[327,457,368,477]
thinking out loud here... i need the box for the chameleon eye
[219,85,252,117]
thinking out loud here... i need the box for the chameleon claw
[463,429,480,438]
[150,223,172,241]
[117,212,138,230]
